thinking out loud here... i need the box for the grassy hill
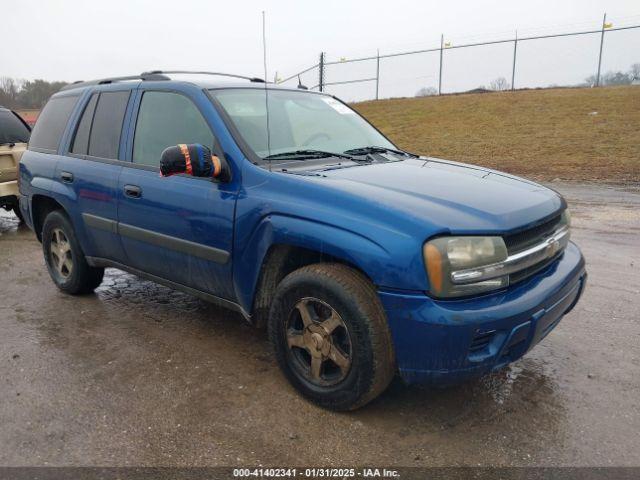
[353,86,639,184]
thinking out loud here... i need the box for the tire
[42,210,104,294]
[268,263,395,411]
[12,205,24,224]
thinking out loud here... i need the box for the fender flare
[233,213,395,314]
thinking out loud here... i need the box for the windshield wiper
[264,149,358,161]
[343,146,419,158]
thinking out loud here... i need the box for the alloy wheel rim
[286,297,352,386]
[50,228,73,279]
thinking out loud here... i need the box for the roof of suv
[58,71,312,94]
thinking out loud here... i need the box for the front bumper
[379,241,586,385]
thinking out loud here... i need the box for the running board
[85,256,251,321]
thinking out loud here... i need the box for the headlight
[423,236,509,298]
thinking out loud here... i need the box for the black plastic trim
[82,213,117,233]
[81,213,229,264]
[118,222,230,264]
[85,256,248,319]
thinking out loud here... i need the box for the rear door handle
[124,184,142,198]
[60,171,74,183]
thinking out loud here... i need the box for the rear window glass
[0,110,31,144]
[29,95,79,152]
[87,91,130,159]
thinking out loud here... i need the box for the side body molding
[81,213,230,264]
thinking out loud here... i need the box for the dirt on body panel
[0,182,638,466]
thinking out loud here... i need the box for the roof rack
[59,70,265,92]
[59,72,170,91]
[142,70,265,83]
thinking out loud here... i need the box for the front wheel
[42,210,104,294]
[268,263,395,411]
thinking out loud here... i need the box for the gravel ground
[0,182,638,467]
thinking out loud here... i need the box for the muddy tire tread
[42,210,104,294]
[268,263,395,411]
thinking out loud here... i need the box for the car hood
[316,157,564,234]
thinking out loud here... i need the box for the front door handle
[124,184,142,198]
[60,171,74,183]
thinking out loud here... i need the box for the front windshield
[210,88,395,159]
[0,110,30,145]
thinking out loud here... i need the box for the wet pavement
[0,182,638,467]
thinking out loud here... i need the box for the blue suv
[19,71,587,410]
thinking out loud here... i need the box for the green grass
[353,86,640,184]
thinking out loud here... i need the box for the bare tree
[0,77,19,107]
[415,86,438,97]
[489,77,510,91]
[0,77,17,94]
[602,71,632,86]
[584,75,597,87]
[1,77,69,109]
[629,63,640,81]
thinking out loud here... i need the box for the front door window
[132,91,214,167]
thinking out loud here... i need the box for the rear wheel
[268,263,395,411]
[42,210,104,294]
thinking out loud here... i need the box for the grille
[509,251,562,284]
[502,212,565,285]
[504,214,561,255]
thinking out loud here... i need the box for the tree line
[416,62,640,97]
[0,78,69,110]
[2,65,639,107]
[584,63,640,87]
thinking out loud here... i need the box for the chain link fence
[277,16,640,102]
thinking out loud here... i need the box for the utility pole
[375,49,380,100]
[596,13,607,87]
[438,34,444,95]
[511,30,518,91]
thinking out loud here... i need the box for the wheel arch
[235,214,391,328]
[31,194,67,242]
[249,243,376,328]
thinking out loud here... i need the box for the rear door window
[29,95,79,152]
[0,110,31,144]
[87,91,130,159]
[132,91,214,167]
[71,93,98,155]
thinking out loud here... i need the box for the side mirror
[160,144,230,182]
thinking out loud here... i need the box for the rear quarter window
[29,95,79,152]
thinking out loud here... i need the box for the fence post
[438,34,444,95]
[511,30,518,90]
[375,49,380,100]
[596,13,607,87]
[318,52,325,92]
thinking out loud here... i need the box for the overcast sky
[5,0,640,100]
